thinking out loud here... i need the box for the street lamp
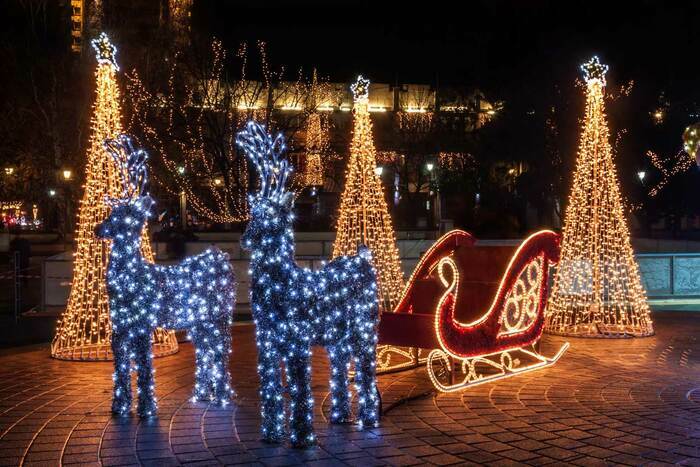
[374,166,383,177]
[213,178,223,186]
[426,162,434,172]
[61,169,74,234]
[4,167,14,176]
[637,170,646,184]
[48,189,56,197]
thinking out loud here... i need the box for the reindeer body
[97,136,236,417]
[238,122,380,447]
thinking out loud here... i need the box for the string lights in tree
[301,70,341,188]
[167,0,193,48]
[52,33,177,360]
[645,149,692,198]
[684,123,700,162]
[237,121,380,448]
[302,112,329,187]
[126,40,263,224]
[438,152,476,171]
[546,57,653,338]
[97,135,235,417]
[333,75,405,312]
[127,40,324,223]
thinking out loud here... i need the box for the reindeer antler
[103,134,149,201]
[236,121,292,204]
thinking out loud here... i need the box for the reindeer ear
[135,195,154,213]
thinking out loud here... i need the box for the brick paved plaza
[1,312,700,466]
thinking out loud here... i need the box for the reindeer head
[95,134,154,242]
[236,121,294,252]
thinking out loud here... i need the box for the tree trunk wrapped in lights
[51,33,178,360]
[302,112,326,187]
[546,57,653,338]
[333,76,404,312]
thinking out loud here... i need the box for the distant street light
[637,170,646,183]
[652,109,664,124]
[4,167,14,176]
[62,169,72,181]
[426,162,434,172]
[374,166,383,176]
[213,178,222,186]
[48,189,56,197]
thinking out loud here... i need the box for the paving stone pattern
[1,312,700,466]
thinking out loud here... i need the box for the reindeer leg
[256,336,284,442]
[287,349,315,448]
[354,327,380,429]
[136,335,157,417]
[328,343,352,423]
[213,317,233,405]
[111,333,132,415]
[191,328,210,401]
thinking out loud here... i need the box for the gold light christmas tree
[332,76,404,312]
[546,57,653,338]
[52,33,177,360]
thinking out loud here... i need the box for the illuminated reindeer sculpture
[237,121,380,447]
[96,135,236,417]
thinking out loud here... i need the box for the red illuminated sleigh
[378,230,569,392]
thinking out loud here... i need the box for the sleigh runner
[378,229,569,392]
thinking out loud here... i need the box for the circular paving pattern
[1,312,700,466]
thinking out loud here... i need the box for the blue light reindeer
[237,121,380,447]
[96,135,236,417]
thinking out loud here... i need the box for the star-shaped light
[91,32,119,71]
[351,75,370,101]
[580,56,608,85]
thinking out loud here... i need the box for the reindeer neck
[251,228,296,272]
[108,235,146,271]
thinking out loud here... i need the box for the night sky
[195,1,700,105]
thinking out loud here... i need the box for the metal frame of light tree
[332,76,410,372]
[51,33,178,361]
[545,57,653,338]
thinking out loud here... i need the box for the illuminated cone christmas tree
[546,57,653,338]
[52,34,177,360]
[333,76,404,312]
